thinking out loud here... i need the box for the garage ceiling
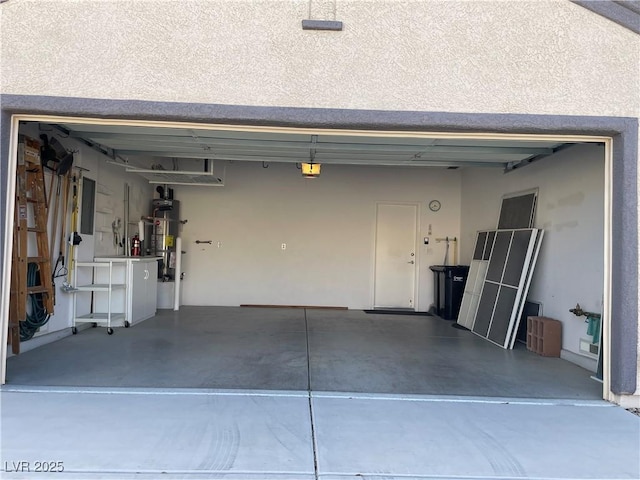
[46,122,574,184]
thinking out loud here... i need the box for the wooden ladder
[8,137,55,354]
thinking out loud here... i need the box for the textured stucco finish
[1,0,639,116]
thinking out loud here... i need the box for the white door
[374,204,417,309]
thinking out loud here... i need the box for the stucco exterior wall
[637,123,640,403]
[1,0,639,117]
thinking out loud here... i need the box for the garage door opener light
[301,162,321,178]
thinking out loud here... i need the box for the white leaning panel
[457,230,493,330]
[508,230,545,349]
[457,260,488,330]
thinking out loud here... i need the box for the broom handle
[49,175,61,265]
[58,173,71,258]
[46,170,55,212]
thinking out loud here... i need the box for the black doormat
[363,310,432,316]
[451,322,470,330]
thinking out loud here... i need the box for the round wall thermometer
[429,200,441,212]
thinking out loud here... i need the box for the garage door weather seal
[363,309,432,316]
[0,385,309,397]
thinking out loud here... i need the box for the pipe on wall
[174,236,181,311]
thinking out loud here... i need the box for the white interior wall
[175,162,462,311]
[14,124,153,353]
[460,144,605,367]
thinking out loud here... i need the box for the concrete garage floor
[5,307,602,398]
[4,307,638,479]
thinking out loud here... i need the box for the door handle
[408,260,415,264]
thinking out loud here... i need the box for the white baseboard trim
[561,348,597,372]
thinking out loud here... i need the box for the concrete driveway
[2,386,639,479]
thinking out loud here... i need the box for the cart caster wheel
[124,321,130,328]
[92,323,98,328]
[71,327,77,335]
[107,328,114,335]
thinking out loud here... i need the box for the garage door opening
[1,114,613,402]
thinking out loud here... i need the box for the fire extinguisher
[131,234,141,256]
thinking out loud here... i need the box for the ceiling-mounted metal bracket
[310,135,318,162]
[504,143,579,174]
[48,123,114,158]
[302,19,343,31]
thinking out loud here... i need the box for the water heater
[149,198,181,280]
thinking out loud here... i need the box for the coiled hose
[20,262,51,341]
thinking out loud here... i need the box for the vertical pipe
[123,183,130,255]
[174,236,181,311]
[453,238,458,265]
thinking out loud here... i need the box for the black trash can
[429,265,470,320]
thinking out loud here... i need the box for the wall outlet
[281,243,286,250]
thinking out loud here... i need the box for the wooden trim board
[240,304,348,310]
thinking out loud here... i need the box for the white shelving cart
[72,260,129,335]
